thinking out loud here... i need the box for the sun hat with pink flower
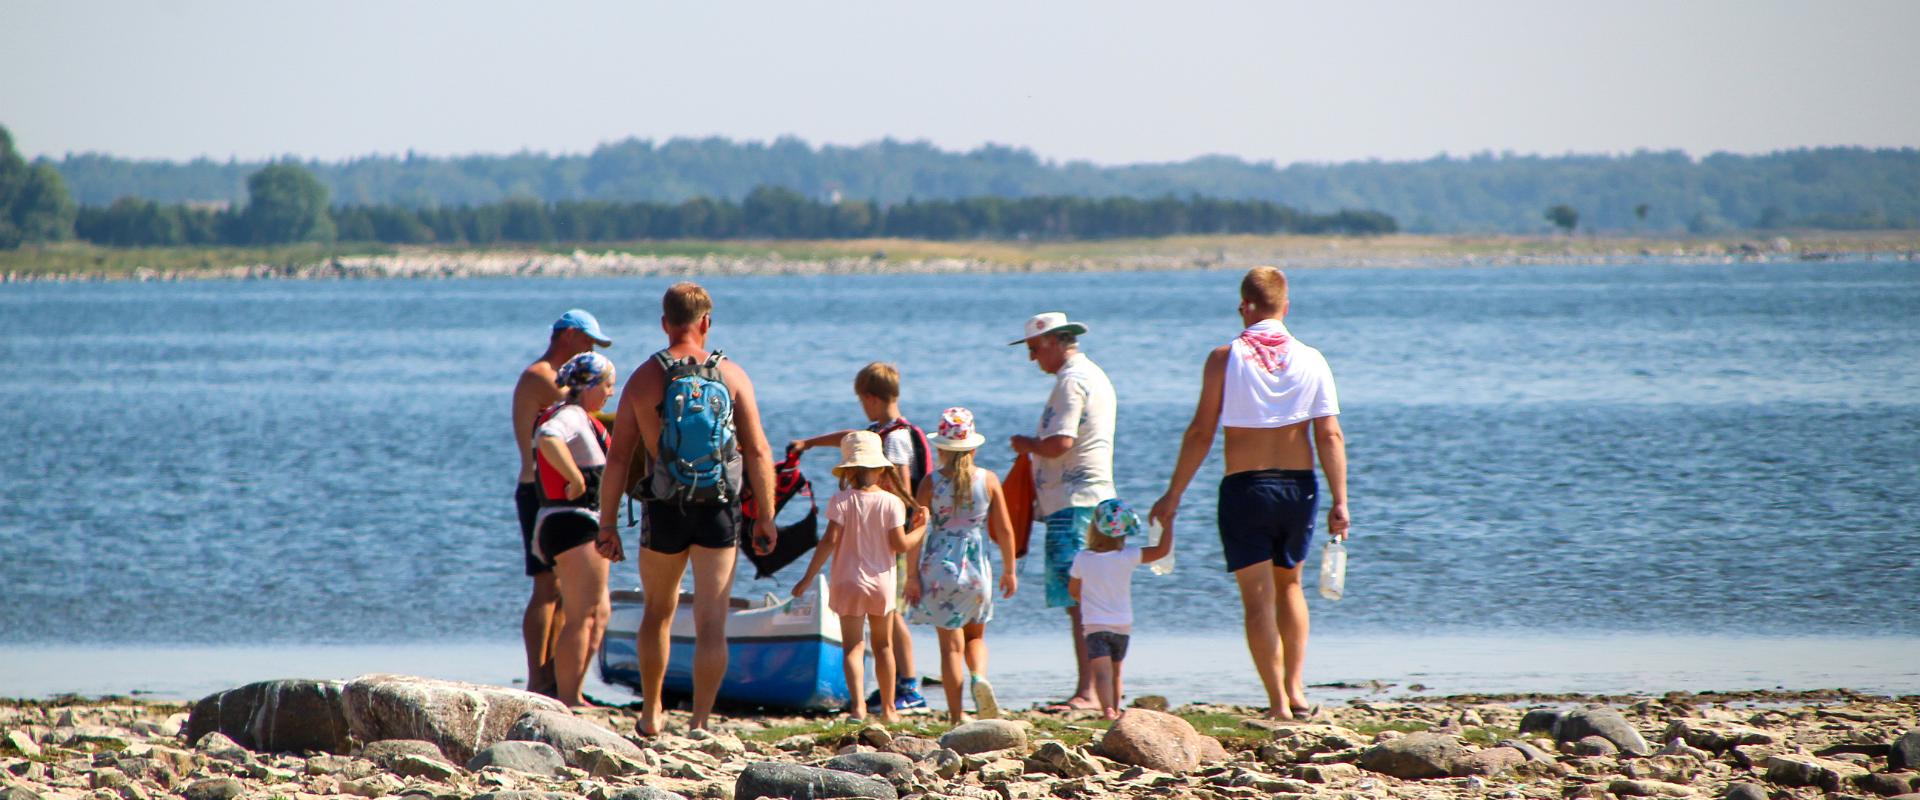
[927,406,986,451]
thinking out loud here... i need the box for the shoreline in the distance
[5,232,1917,283]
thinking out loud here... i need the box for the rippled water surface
[3,261,1917,659]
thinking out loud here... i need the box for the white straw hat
[1008,312,1090,346]
[832,430,896,477]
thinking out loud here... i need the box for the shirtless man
[597,282,778,734]
[1149,267,1348,720]
[512,308,613,697]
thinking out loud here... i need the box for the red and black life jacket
[532,403,610,509]
[872,417,934,495]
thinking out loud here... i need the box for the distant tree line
[41,133,1920,233]
[66,181,1396,248]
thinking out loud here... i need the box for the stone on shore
[1855,773,1918,796]
[1498,738,1558,763]
[1456,746,1527,775]
[505,709,646,767]
[1556,706,1652,756]
[360,738,451,766]
[1025,740,1103,778]
[938,719,1027,755]
[466,740,567,776]
[180,777,245,800]
[883,735,941,760]
[734,761,897,800]
[1356,732,1468,780]
[823,751,916,783]
[1095,708,1228,773]
[340,674,567,764]
[1765,753,1867,790]
[1721,783,1770,800]
[1569,735,1621,757]
[1892,730,1920,771]
[185,679,353,755]
[1520,708,1564,735]
[609,788,689,800]
[193,731,254,764]
[1663,718,1776,752]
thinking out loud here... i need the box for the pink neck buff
[1236,319,1292,373]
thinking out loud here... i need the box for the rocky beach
[6,675,1917,800]
[4,233,1917,283]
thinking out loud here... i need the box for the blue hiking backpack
[646,349,744,505]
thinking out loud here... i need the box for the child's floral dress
[909,467,994,628]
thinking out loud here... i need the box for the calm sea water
[3,261,1918,696]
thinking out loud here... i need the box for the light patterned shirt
[1034,352,1117,516]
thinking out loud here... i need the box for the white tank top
[1219,320,1341,428]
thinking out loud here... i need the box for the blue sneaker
[896,682,929,710]
[866,680,929,712]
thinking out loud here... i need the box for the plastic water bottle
[1317,539,1346,600]
[1147,518,1175,576]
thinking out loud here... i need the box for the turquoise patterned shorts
[1044,506,1094,608]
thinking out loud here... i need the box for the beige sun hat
[832,430,896,478]
[1008,311,1090,345]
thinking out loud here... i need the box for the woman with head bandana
[531,351,618,706]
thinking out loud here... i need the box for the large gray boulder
[467,741,567,776]
[938,719,1027,755]
[505,709,647,767]
[1356,733,1468,780]
[1554,706,1651,757]
[185,679,352,754]
[735,762,897,800]
[340,674,567,764]
[1095,708,1227,773]
[823,752,917,783]
[1891,729,1920,771]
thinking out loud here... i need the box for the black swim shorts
[516,482,546,576]
[1217,469,1318,573]
[1085,631,1131,661]
[641,501,741,554]
[535,510,601,567]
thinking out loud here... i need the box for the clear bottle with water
[1317,539,1346,600]
[1147,518,1175,575]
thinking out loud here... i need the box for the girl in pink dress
[791,430,927,721]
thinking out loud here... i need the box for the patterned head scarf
[556,352,615,399]
[1092,497,1142,541]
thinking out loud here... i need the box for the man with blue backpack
[597,281,780,735]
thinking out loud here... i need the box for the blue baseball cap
[552,309,612,346]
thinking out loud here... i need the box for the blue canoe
[598,574,849,711]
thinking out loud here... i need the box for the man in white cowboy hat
[1008,311,1117,711]
[1149,266,1348,721]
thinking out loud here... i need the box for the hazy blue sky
[5,0,1917,165]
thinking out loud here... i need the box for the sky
[4,0,1918,167]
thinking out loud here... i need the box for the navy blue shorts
[1217,469,1318,572]
[516,482,547,576]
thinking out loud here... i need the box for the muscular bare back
[513,360,565,483]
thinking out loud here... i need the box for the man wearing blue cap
[512,308,613,697]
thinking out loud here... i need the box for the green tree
[0,125,77,248]
[241,163,334,244]
[1545,204,1579,234]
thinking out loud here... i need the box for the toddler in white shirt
[1067,497,1174,719]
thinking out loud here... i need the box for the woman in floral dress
[906,407,1020,722]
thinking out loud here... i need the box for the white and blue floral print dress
[909,467,995,629]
